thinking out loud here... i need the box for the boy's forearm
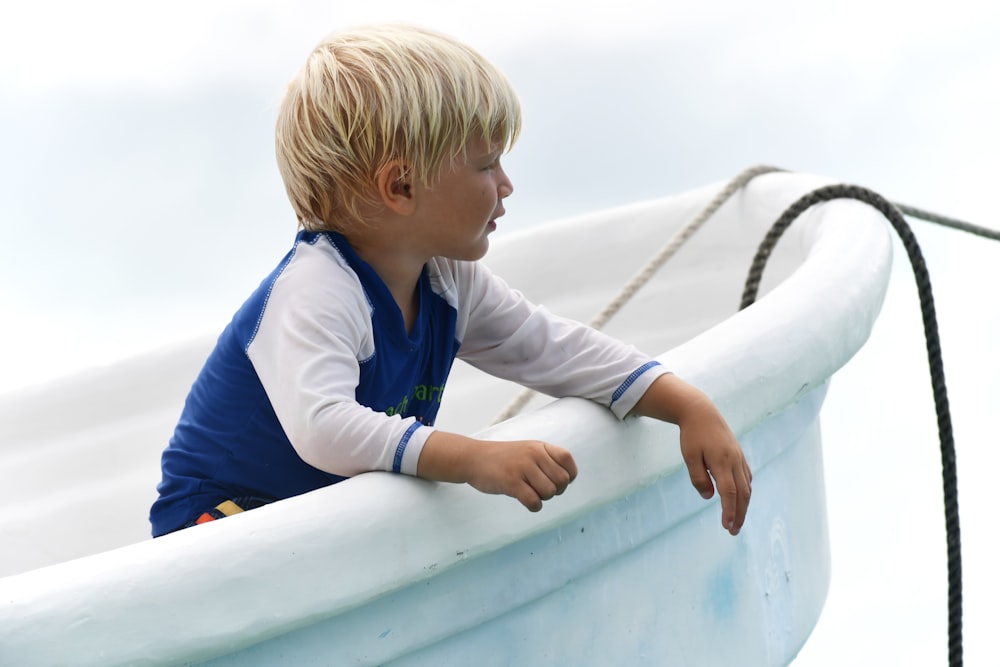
[415,430,478,484]
[629,372,718,426]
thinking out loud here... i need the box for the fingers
[514,484,544,512]
[515,441,577,512]
[711,454,752,536]
[685,458,716,500]
[680,420,752,536]
[541,442,577,489]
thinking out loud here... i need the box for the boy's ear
[375,160,415,215]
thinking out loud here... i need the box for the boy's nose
[498,166,514,198]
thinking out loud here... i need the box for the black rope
[739,184,963,667]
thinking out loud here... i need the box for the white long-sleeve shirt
[150,230,667,535]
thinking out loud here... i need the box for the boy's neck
[346,230,425,333]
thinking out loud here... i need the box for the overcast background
[1,1,998,664]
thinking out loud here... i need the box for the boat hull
[201,387,830,667]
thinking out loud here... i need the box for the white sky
[2,0,996,91]
[1,1,998,664]
[2,0,996,391]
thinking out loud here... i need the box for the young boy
[149,23,751,538]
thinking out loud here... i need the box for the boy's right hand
[417,433,577,512]
[465,440,577,512]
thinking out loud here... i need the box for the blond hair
[275,24,522,232]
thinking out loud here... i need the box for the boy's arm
[416,431,578,512]
[629,373,752,535]
[415,373,751,536]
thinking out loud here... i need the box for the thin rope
[490,164,787,425]
[894,202,1000,241]
[740,184,965,667]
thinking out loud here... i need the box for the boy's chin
[461,241,490,262]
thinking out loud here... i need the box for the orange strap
[194,499,246,524]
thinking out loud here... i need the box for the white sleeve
[449,260,670,419]
[246,239,431,478]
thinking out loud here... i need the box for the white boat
[0,169,893,665]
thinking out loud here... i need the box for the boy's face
[410,137,514,262]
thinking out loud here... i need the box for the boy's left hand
[677,408,752,536]
[631,373,752,536]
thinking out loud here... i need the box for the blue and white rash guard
[150,230,667,536]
